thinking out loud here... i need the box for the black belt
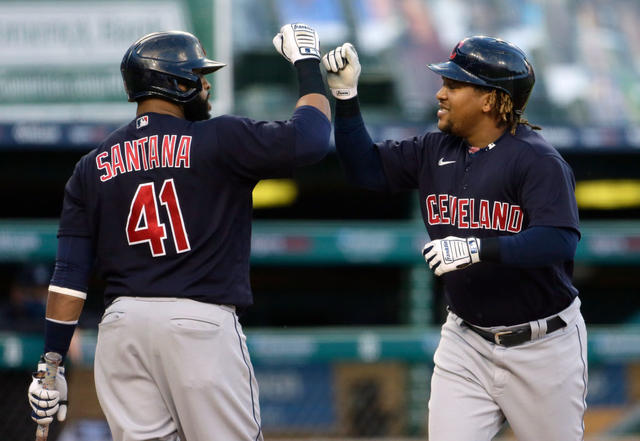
[463,316,566,347]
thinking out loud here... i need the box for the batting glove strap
[467,237,481,264]
[322,43,361,100]
[331,88,358,100]
[273,23,320,65]
[422,236,481,276]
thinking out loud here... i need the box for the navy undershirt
[292,106,331,166]
[334,97,579,266]
[50,235,93,293]
[335,100,387,191]
[46,235,94,359]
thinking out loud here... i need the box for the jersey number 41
[126,179,191,257]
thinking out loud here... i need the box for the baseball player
[28,24,330,441]
[323,37,587,440]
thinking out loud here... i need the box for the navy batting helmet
[121,31,226,104]
[427,36,535,114]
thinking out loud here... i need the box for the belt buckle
[494,330,512,345]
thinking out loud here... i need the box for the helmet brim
[427,60,515,100]
[193,58,226,74]
[427,61,489,88]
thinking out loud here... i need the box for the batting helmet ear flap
[121,31,226,104]
[139,65,203,103]
[172,75,203,103]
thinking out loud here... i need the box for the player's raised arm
[273,23,330,120]
[271,23,331,166]
[322,43,389,191]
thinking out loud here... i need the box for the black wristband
[294,59,326,97]
[479,236,501,262]
[335,96,361,118]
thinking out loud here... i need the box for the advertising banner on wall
[0,0,230,133]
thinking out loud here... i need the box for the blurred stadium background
[1,0,640,440]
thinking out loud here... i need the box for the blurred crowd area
[231,0,640,126]
[0,263,51,333]
[0,263,103,335]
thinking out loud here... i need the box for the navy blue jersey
[58,110,326,307]
[377,125,580,326]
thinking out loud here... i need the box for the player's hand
[272,23,320,65]
[422,236,481,276]
[28,359,68,425]
[322,43,361,100]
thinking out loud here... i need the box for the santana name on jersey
[425,194,523,233]
[96,134,192,182]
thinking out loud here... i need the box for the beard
[437,118,453,135]
[183,93,211,121]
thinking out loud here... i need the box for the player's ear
[480,89,495,114]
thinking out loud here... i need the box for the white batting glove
[28,360,68,425]
[423,236,481,276]
[272,23,320,65]
[322,43,361,100]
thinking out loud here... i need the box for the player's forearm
[294,59,331,120]
[46,290,85,322]
[44,290,85,359]
[335,97,388,191]
[481,226,579,266]
[44,235,94,358]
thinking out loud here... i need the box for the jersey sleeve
[519,152,580,234]
[214,114,297,181]
[58,158,92,238]
[376,134,428,191]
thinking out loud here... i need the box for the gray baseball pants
[94,297,262,441]
[428,296,588,441]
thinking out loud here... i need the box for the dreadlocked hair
[484,89,541,134]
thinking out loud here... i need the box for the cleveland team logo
[425,193,524,233]
[450,42,462,60]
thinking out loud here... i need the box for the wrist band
[479,236,501,262]
[294,59,326,97]
[335,96,361,118]
[44,319,77,360]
